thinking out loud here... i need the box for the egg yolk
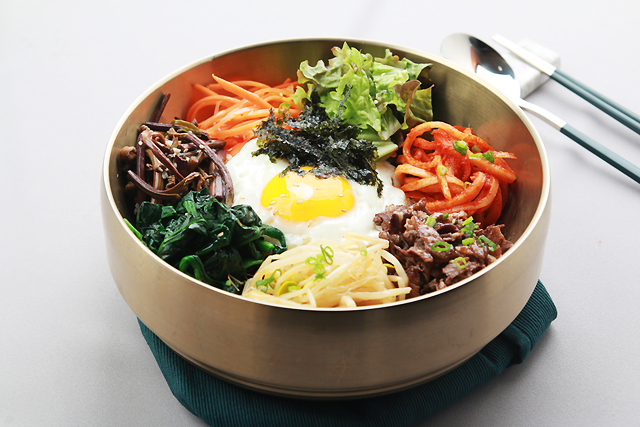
[261,168,354,221]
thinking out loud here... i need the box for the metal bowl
[101,38,551,399]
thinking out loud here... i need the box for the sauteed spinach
[126,188,287,294]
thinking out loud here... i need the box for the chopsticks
[514,96,640,185]
[493,34,640,135]
[559,123,640,185]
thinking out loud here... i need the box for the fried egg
[226,139,406,248]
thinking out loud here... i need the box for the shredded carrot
[227,140,250,157]
[210,74,273,110]
[396,121,517,226]
[185,75,301,155]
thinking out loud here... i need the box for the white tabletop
[2,1,640,425]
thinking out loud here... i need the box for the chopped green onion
[431,241,452,252]
[425,216,437,227]
[461,226,477,237]
[482,150,495,163]
[277,280,300,296]
[306,246,334,279]
[320,245,334,265]
[462,237,475,245]
[256,269,281,292]
[453,140,468,156]
[468,153,481,159]
[443,213,449,219]
[437,164,447,176]
[470,144,482,153]
[360,248,368,256]
[461,216,478,237]
[313,263,326,279]
[479,235,498,252]
[454,257,468,269]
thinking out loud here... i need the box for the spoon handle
[517,99,640,184]
[551,70,640,135]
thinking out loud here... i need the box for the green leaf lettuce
[291,42,433,159]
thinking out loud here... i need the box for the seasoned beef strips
[374,199,512,298]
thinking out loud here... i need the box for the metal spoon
[440,33,640,185]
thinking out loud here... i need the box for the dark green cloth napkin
[138,280,556,427]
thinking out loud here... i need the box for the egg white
[226,138,406,248]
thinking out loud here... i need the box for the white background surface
[2,0,640,425]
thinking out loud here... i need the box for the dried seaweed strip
[253,99,383,196]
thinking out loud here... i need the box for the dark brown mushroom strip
[148,150,165,204]
[144,122,177,133]
[135,133,147,206]
[194,173,204,192]
[127,170,200,201]
[140,130,184,180]
[173,129,224,152]
[126,100,234,209]
[152,93,171,123]
[212,175,224,201]
[194,132,234,206]
[178,150,205,176]
[144,130,174,155]
[119,146,136,164]
[173,153,189,178]
[179,138,226,152]
[143,122,210,142]
[179,129,212,148]
[166,132,181,150]
[198,164,225,202]
[144,124,221,151]
[166,173,176,189]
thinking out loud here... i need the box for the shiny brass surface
[101,39,551,399]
